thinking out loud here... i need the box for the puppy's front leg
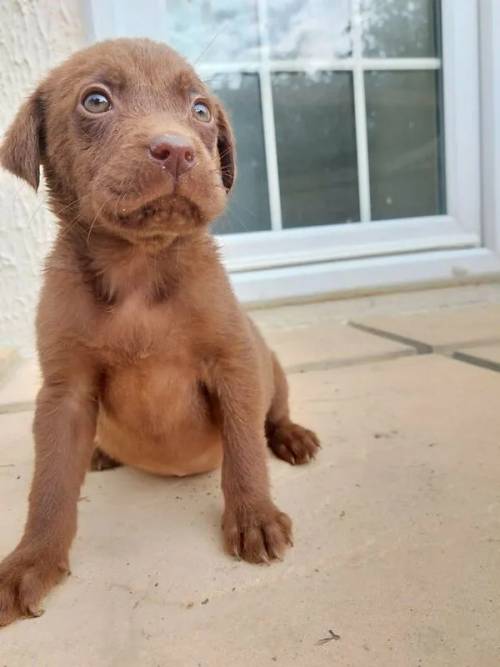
[0,378,97,626]
[213,353,293,564]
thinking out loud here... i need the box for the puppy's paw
[267,420,320,465]
[223,501,293,564]
[0,547,68,627]
[90,446,122,472]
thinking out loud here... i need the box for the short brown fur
[0,39,319,626]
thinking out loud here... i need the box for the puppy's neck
[62,225,215,306]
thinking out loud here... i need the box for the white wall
[0,0,87,356]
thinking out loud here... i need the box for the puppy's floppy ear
[0,90,44,191]
[215,102,236,192]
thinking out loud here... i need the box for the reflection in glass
[269,0,352,60]
[161,0,446,233]
[362,0,440,58]
[165,0,260,63]
[273,72,359,229]
[211,74,271,234]
[365,70,445,220]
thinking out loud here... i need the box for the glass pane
[365,70,445,221]
[269,0,352,60]
[273,72,359,229]
[210,73,271,234]
[362,0,440,58]
[164,0,259,63]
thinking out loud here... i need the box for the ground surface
[1,284,500,666]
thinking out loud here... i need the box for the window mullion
[352,0,372,223]
[256,0,283,231]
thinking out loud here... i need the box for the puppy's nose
[148,134,195,177]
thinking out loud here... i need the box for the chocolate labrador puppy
[0,38,319,625]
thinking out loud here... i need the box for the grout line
[349,320,500,373]
[450,351,500,373]
[348,322,433,354]
[0,401,35,415]
[284,348,416,376]
[431,337,500,354]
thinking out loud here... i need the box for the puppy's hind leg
[265,353,320,465]
[90,446,122,472]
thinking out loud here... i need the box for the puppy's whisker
[218,146,234,161]
[86,200,108,245]
[58,215,86,242]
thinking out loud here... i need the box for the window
[90,1,485,300]
[161,0,445,235]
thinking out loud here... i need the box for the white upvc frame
[479,0,500,257]
[214,0,482,277]
[255,0,282,231]
[226,0,500,302]
[88,0,500,304]
[352,0,371,223]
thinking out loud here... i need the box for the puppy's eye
[82,92,111,113]
[192,101,211,123]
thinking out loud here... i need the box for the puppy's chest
[93,291,198,364]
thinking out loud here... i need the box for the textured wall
[0,0,87,356]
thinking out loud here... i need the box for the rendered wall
[0,0,87,356]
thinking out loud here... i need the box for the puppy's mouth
[107,194,201,230]
[117,197,166,227]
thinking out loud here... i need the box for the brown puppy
[0,38,319,626]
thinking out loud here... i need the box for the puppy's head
[0,38,236,240]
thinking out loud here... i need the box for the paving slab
[351,303,500,352]
[1,354,499,666]
[249,282,500,334]
[265,322,414,372]
[453,342,500,372]
[0,359,40,413]
[0,348,17,378]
